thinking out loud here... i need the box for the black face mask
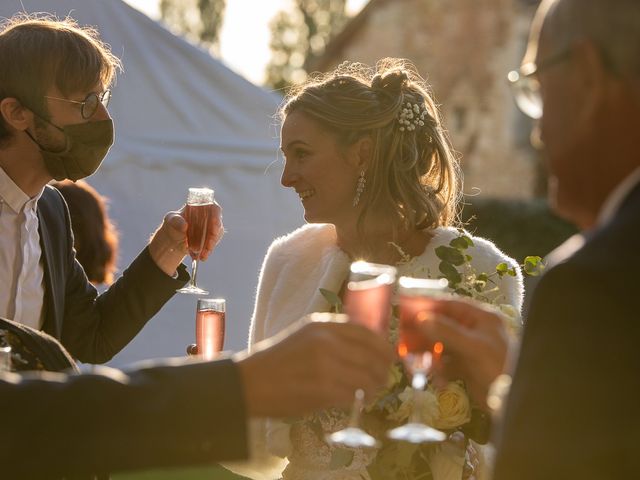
[25,116,114,181]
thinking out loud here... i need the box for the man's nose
[90,101,111,122]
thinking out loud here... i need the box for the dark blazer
[37,185,188,363]
[0,355,248,478]
[493,182,640,479]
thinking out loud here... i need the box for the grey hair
[544,0,640,78]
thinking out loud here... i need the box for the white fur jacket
[224,223,524,480]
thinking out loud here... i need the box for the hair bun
[371,69,408,93]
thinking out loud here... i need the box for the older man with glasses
[420,0,640,478]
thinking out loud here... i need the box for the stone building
[309,0,543,199]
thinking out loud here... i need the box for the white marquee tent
[1,0,303,366]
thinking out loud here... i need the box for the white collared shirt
[0,167,45,329]
[596,167,640,228]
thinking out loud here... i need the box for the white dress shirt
[0,167,45,329]
[597,167,640,228]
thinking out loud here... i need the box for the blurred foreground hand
[235,313,395,418]
[421,299,515,409]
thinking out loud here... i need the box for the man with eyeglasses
[420,0,640,478]
[0,15,212,363]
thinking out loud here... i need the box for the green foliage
[320,287,343,313]
[265,0,349,91]
[160,0,226,53]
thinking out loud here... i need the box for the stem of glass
[348,388,365,428]
[409,368,427,424]
[191,257,199,288]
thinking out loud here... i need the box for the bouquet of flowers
[316,231,544,480]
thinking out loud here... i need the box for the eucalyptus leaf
[439,261,462,286]
[496,262,509,276]
[319,288,343,313]
[524,255,545,276]
[435,245,466,266]
[450,235,474,250]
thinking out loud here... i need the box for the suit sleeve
[493,262,639,479]
[0,358,248,478]
[55,184,188,363]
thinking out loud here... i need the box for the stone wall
[319,0,541,199]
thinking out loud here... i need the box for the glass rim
[197,297,225,312]
[398,276,448,296]
[186,187,215,204]
[350,260,397,277]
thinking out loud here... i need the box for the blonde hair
[280,58,461,244]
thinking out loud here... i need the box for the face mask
[25,118,114,181]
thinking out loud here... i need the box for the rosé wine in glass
[327,261,396,449]
[388,276,448,444]
[196,298,225,360]
[185,202,215,260]
[178,187,216,295]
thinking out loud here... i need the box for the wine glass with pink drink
[178,187,216,295]
[326,260,397,448]
[387,276,448,444]
[195,298,226,360]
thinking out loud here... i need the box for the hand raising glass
[177,187,217,295]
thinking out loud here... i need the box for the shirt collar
[596,167,640,228]
[0,166,44,214]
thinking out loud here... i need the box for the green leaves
[319,288,343,313]
[523,255,545,276]
[496,262,517,277]
[435,245,465,265]
[439,261,461,286]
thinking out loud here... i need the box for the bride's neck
[335,221,430,265]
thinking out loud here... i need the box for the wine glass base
[326,427,380,448]
[177,286,209,295]
[387,423,447,444]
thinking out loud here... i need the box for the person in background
[424,0,640,478]
[52,179,119,287]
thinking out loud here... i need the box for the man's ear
[0,97,32,132]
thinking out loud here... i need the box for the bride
[225,58,523,480]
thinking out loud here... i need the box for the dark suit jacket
[37,185,188,363]
[0,356,248,478]
[493,182,640,479]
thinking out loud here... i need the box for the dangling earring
[353,170,366,207]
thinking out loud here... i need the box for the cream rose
[433,381,472,430]
[387,386,439,424]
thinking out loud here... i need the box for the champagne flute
[195,298,226,360]
[387,276,448,443]
[177,187,216,295]
[326,260,397,448]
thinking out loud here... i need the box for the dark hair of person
[53,180,119,286]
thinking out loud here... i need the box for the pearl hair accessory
[398,101,427,132]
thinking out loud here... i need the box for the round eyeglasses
[44,89,112,119]
[507,49,571,120]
